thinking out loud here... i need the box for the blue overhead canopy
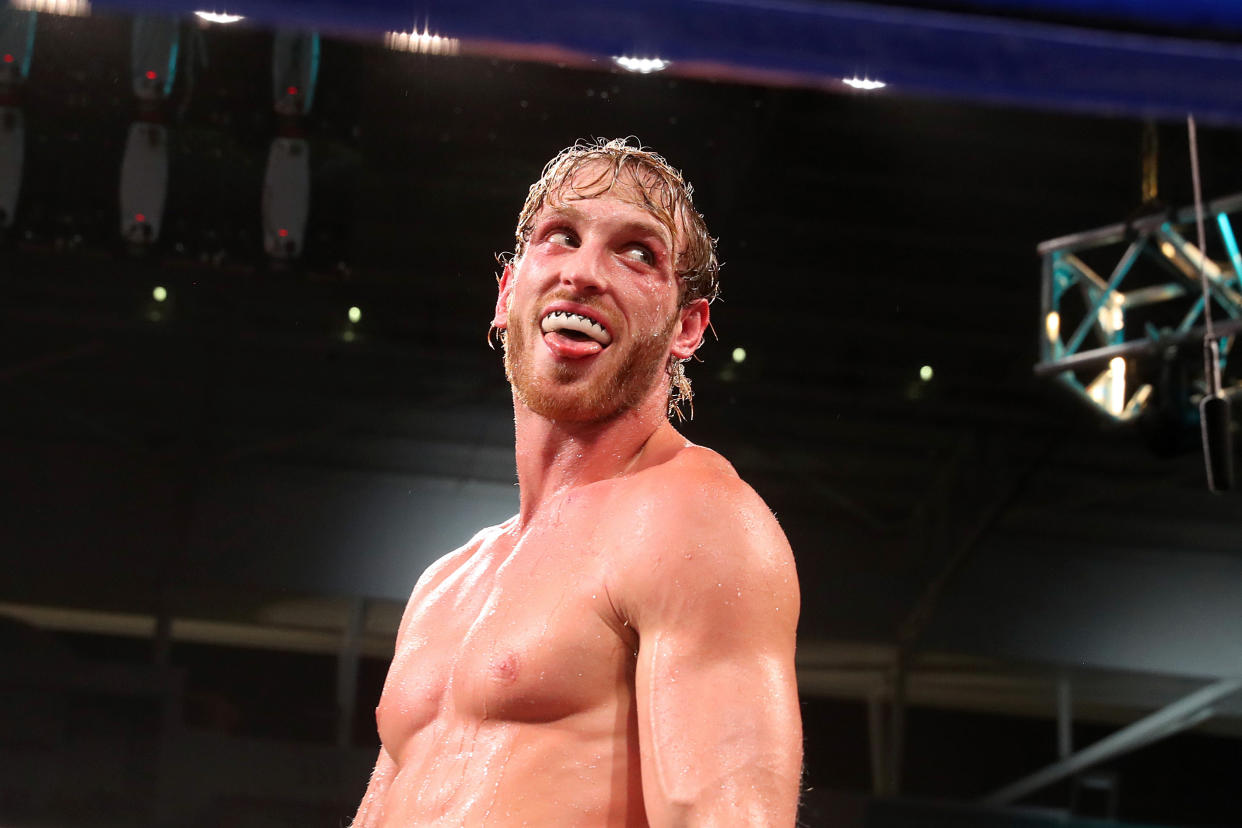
[94,0,1242,123]
[885,0,1242,32]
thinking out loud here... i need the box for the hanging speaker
[1200,393,1235,493]
[1,7,35,230]
[272,30,319,117]
[0,7,35,86]
[130,15,179,102]
[0,105,21,229]
[119,121,169,245]
[262,136,309,260]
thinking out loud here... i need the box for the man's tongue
[544,330,604,358]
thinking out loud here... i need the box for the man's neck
[511,393,678,526]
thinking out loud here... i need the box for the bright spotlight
[919,365,934,381]
[732,347,747,364]
[843,76,886,91]
[152,285,168,303]
[1045,311,1060,341]
[1107,356,1127,417]
[348,306,362,324]
[194,11,245,23]
[613,56,669,74]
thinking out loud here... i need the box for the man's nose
[561,245,608,294]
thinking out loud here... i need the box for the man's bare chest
[377,518,637,755]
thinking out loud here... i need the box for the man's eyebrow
[539,204,583,223]
[543,204,672,249]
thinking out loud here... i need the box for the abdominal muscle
[375,704,644,826]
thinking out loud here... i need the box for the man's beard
[503,307,677,424]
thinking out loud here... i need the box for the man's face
[494,169,700,424]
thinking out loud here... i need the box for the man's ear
[670,298,710,360]
[492,263,514,329]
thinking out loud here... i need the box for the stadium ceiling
[93,0,1242,125]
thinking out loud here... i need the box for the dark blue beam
[100,0,1242,125]
[887,0,1242,33]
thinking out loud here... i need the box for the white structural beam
[1056,675,1072,759]
[983,677,1242,806]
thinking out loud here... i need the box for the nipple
[492,652,520,684]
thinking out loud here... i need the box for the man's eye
[547,230,576,246]
[622,245,654,265]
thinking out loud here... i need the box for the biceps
[636,633,802,825]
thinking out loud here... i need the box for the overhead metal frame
[983,677,1242,806]
[1035,194,1242,422]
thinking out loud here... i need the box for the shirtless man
[352,139,802,826]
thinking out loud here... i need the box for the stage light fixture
[152,285,167,302]
[919,365,934,381]
[194,11,244,24]
[10,0,89,16]
[1083,357,1130,418]
[1097,293,1124,337]
[1045,311,1061,344]
[731,347,746,363]
[348,306,361,324]
[613,56,669,74]
[1107,357,1127,416]
[1036,195,1242,426]
[384,29,460,56]
[843,76,886,90]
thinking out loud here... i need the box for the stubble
[504,305,677,424]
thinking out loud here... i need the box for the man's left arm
[625,472,802,827]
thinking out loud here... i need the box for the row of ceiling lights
[13,3,890,91]
[187,9,889,90]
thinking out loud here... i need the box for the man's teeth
[540,311,612,345]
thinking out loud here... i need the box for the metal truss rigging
[1036,194,1242,424]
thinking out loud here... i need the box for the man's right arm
[351,746,396,827]
[620,460,802,826]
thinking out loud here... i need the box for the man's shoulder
[614,442,792,576]
[412,518,516,592]
[660,441,738,479]
[609,443,799,629]
[635,442,769,526]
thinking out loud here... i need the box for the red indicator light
[3,54,13,64]
[277,228,289,238]
[135,213,146,223]
[287,85,298,96]
[145,70,157,80]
